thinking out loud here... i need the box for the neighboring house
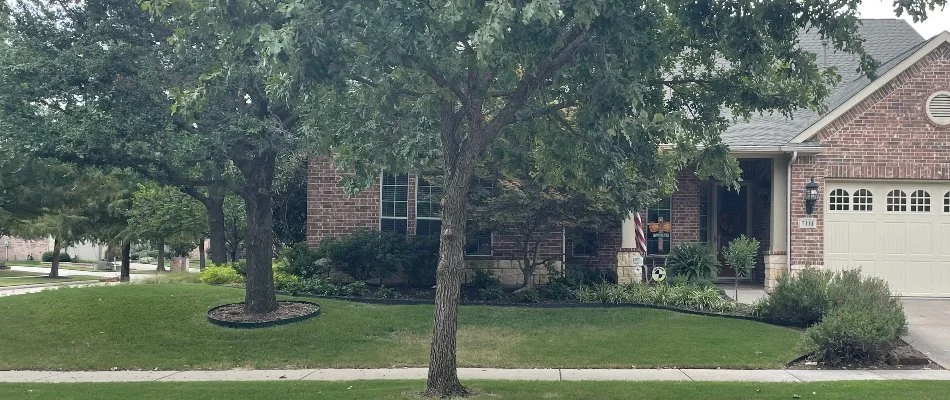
[0,235,49,261]
[308,20,950,296]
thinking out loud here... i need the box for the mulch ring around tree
[207,301,320,328]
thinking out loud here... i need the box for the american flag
[634,212,647,255]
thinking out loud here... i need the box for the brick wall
[790,43,950,266]
[0,236,49,261]
[672,170,702,245]
[306,157,381,246]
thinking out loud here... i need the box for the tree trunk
[206,190,228,265]
[424,165,472,398]
[240,150,279,314]
[156,238,165,272]
[49,238,61,278]
[120,240,131,282]
[198,237,206,270]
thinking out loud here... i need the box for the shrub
[273,270,300,291]
[540,280,576,301]
[550,264,616,289]
[803,270,906,366]
[721,235,760,278]
[199,265,245,284]
[759,267,833,326]
[376,285,399,299]
[341,281,368,297]
[469,268,501,291]
[317,229,406,281]
[405,235,439,287]
[518,289,541,303]
[477,287,505,302]
[281,242,331,280]
[41,251,72,263]
[666,243,720,283]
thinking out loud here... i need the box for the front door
[717,185,749,277]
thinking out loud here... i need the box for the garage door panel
[879,223,907,255]
[824,180,950,297]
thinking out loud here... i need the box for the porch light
[804,177,820,215]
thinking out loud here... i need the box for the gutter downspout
[787,151,798,274]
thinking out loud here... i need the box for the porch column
[617,213,644,284]
[766,156,789,292]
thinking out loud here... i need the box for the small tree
[721,235,761,301]
[124,183,207,271]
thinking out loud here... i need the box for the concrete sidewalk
[1,368,948,383]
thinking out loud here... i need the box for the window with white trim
[415,178,442,237]
[910,190,931,212]
[853,189,873,211]
[943,191,949,213]
[829,189,849,211]
[886,190,907,212]
[381,173,408,234]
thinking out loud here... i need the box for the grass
[1,381,949,400]
[0,270,99,287]
[0,284,801,370]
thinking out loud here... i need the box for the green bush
[803,270,906,366]
[469,268,501,290]
[477,287,505,302]
[273,270,300,291]
[551,264,616,289]
[376,285,399,299]
[518,289,542,303]
[281,242,331,280]
[41,251,72,263]
[317,229,406,281]
[721,235,760,278]
[540,280,576,301]
[570,282,740,313]
[199,265,245,284]
[405,235,439,287]
[759,267,833,326]
[666,243,720,283]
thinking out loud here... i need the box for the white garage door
[825,181,950,297]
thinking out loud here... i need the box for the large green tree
[124,183,207,271]
[272,0,946,396]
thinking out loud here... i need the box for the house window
[415,178,442,237]
[568,229,599,257]
[853,189,873,211]
[381,173,408,234]
[829,189,850,211]
[944,191,950,213]
[646,197,672,255]
[465,230,492,256]
[886,190,907,212]
[910,190,931,212]
[699,186,710,243]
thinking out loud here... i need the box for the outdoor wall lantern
[804,177,820,215]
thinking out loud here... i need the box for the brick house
[308,21,950,296]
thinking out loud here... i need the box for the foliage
[666,243,720,284]
[575,282,741,314]
[281,242,330,280]
[758,268,833,327]
[272,270,300,292]
[404,235,440,288]
[551,265,617,289]
[41,252,71,263]
[803,270,907,366]
[721,235,760,278]
[199,265,245,285]
[469,269,502,291]
[477,287,506,302]
[124,183,207,244]
[280,278,367,297]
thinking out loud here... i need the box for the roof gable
[789,31,950,144]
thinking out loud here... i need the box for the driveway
[902,298,950,368]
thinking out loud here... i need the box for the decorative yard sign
[648,217,672,253]
[652,266,666,282]
[799,218,818,229]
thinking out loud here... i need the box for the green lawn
[0,284,802,370]
[2,381,949,400]
[0,270,98,287]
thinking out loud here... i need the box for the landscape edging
[207,301,321,329]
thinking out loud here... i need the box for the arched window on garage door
[829,189,849,211]
[886,190,907,212]
[910,190,931,212]
[853,189,873,211]
[944,191,950,213]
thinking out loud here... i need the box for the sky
[858,1,950,38]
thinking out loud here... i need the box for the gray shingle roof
[721,19,924,147]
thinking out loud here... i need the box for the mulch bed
[208,301,320,328]
[787,339,941,370]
